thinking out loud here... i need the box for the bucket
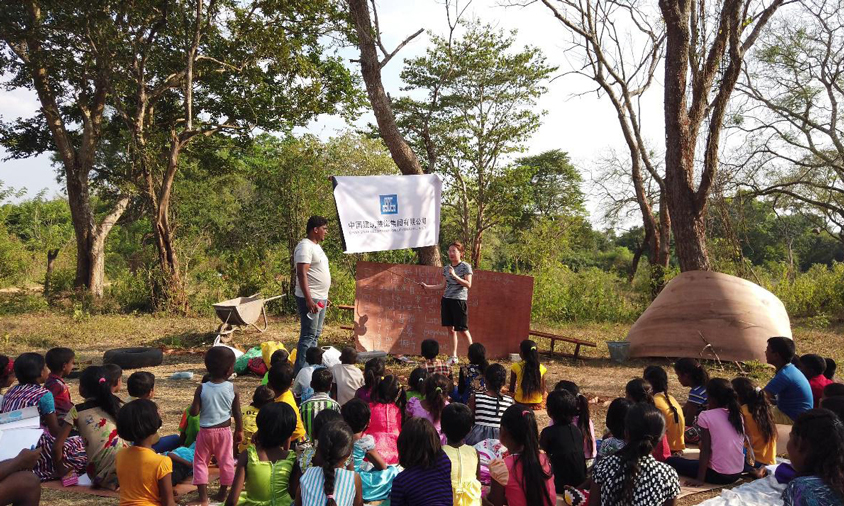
[607,341,630,363]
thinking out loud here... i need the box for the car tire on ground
[102,347,164,369]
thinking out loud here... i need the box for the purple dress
[406,397,448,444]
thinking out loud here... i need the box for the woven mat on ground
[42,467,219,498]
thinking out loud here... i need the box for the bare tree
[347,0,441,267]
[523,0,671,290]
[658,0,787,271]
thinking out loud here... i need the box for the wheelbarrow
[213,293,284,340]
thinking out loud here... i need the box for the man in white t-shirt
[293,216,331,374]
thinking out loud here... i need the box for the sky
[0,0,666,226]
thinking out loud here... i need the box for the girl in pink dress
[405,374,450,444]
[367,375,405,465]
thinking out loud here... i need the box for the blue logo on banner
[380,194,398,215]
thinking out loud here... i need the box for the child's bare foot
[749,466,768,479]
[211,487,228,502]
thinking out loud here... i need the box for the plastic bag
[321,346,342,368]
[261,341,288,367]
[213,335,244,360]
[234,346,262,374]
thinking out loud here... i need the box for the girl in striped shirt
[466,364,514,445]
[296,421,362,506]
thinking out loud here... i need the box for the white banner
[333,174,442,254]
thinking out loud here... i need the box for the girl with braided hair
[296,421,362,506]
[227,402,301,506]
[556,380,597,460]
[782,408,844,505]
[509,340,546,410]
[589,403,680,506]
[625,379,671,462]
[644,366,685,453]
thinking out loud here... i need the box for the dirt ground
[2,311,840,505]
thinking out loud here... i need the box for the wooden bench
[338,304,355,333]
[528,329,597,359]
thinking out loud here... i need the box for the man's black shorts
[441,297,469,331]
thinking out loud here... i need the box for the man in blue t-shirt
[764,336,813,424]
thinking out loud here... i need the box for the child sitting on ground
[189,346,243,504]
[453,343,488,404]
[127,371,180,454]
[441,403,482,506]
[488,405,556,506]
[296,420,363,506]
[644,365,685,453]
[116,399,176,506]
[782,409,844,505]
[556,380,596,461]
[824,383,844,399]
[300,368,340,440]
[825,358,837,380]
[293,347,325,402]
[406,368,427,403]
[666,378,745,485]
[421,339,452,380]
[261,349,291,386]
[590,403,680,505]
[226,402,301,506]
[406,374,451,444]
[596,398,632,464]
[54,365,128,490]
[674,358,709,444]
[466,363,513,445]
[241,385,275,453]
[104,364,123,394]
[625,378,671,462]
[732,377,776,478]
[367,375,405,465]
[330,347,364,406]
[355,357,385,403]
[44,347,75,419]
[341,398,399,503]
[540,389,587,491]
[800,354,833,408]
[268,361,307,444]
[821,396,844,421]
[389,417,453,506]
[509,340,546,410]
[298,409,345,471]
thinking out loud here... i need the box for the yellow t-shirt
[511,362,547,404]
[239,405,260,453]
[274,391,306,442]
[741,404,776,465]
[654,393,685,452]
[116,446,173,506]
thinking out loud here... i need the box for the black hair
[201,373,213,383]
[305,347,324,366]
[319,421,354,506]
[116,399,162,443]
[204,346,236,379]
[268,361,295,394]
[825,358,837,380]
[372,374,406,413]
[467,343,489,373]
[626,379,655,406]
[408,367,428,393]
[732,377,775,443]
[441,402,473,443]
[643,366,681,426]
[767,336,796,363]
[519,340,542,399]
[500,404,554,506]
[251,385,275,408]
[362,357,385,397]
[423,373,450,423]
[341,397,371,433]
[605,398,633,439]
[104,363,123,388]
[397,417,442,469]
[555,380,593,451]
[340,347,358,365]
[79,366,123,420]
[547,389,578,425]
[824,383,844,398]
[13,353,45,384]
[820,397,844,422]
[0,355,11,384]
[270,349,289,365]
[790,409,844,497]
[800,354,827,378]
[45,347,75,372]
[674,358,709,388]
[311,368,333,393]
[312,409,344,441]
[306,215,328,234]
[421,339,440,360]
[613,403,666,504]
[255,402,297,448]
[706,378,744,435]
[127,371,155,398]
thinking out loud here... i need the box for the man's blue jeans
[294,295,326,374]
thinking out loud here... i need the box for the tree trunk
[44,248,59,295]
[348,0,441,267]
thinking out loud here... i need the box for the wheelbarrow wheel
[103,347,164,370]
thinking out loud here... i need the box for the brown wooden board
[353,261,534,359]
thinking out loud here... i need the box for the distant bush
[757,262,844,318]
